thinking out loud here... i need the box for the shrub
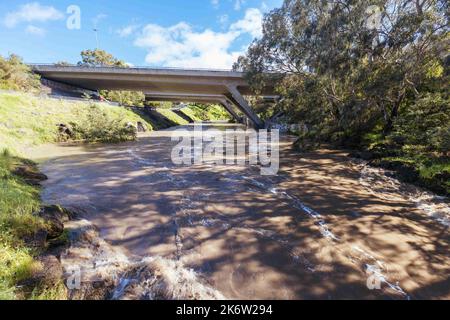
[0,54,40,91]
[186,104,231,121]
[100,90,145,107]
[390,93,450,154]
[69,104,137,143]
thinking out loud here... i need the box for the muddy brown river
[30,123,449,300]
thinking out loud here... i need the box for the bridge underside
[145,93,242,121]
[32,66,276,128]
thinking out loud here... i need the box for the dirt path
[32,124,449,300]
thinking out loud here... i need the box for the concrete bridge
[32,65,277,128]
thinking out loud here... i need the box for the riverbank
[0,151,68,299]
[349,145,449,197]
[293,137,449,197]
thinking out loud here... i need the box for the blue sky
[0,0,283,69]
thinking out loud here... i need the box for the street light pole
[93,28,99,49]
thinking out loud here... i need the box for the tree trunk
[383,92,405,134]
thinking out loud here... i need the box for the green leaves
[0,54,41,91]
[78,49,127,67]
[391,92,450,153]
[99,90,145,107]
[236,0,448,149]
[68,104,138,143]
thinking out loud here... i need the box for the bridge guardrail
[28,63,236,73]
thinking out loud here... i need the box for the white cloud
[230,8,263,38]
[134,8,263,69]
[4,2,64,28]
[25,25,46,36]
[117,24,140,37]
[135,22,241,69]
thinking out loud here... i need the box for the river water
[31,123,449,300]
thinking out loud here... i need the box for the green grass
[0,150,48,299]
[154,109,190,126]
[178,107,202,122]
[149,104,231,128]
[185,104,231,121]
[0,244,38,300]
[385,156,449,195]
[356,124,450,196]
[419,161,450,179]
[366,143,450,195]
[30,280,67,300]
[0,92,153,155]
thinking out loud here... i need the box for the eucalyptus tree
[235,0,449,143]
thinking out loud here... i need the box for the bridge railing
[27,63,236,73]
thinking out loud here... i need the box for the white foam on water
[365,264,410,299]
[241,176,340,241]
[413,197,450,227]
[127,148,155,166]
[353,246,410,299]
[357,160,449,228]
[200,218,215,227]
[111,278,133,300]
[223,172,410,299]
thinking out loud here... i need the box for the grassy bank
[154,108,190,126]
[0,92,153,155]
[181,104,231,122]
[0,150,41,299]
[0,150,68,299]
[294,131,449,196]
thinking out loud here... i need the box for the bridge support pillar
[226,85,264,129]
[219,98,243,124]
